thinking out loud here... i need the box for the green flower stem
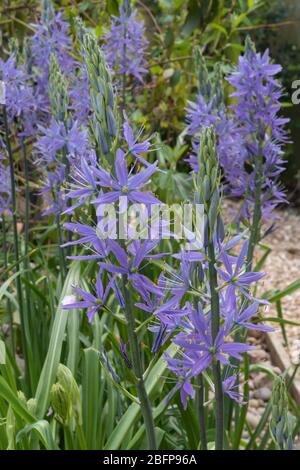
[196,374,207,450]
[56,213,67,280]
[122,16,127,111]
[232,154,263,437]
[233,354,249,449]
[208,239,224,450]
[64,426,74,450]
[20,135,39,389]
[246,154,263,272]
[121,276,157,450]
[49,187,67,282]
[2,217,14,354]
[232,154,263,441]
[20,136,30,258]
[193,296,207,450]
[76,424,87,450]
[3,106,29,382]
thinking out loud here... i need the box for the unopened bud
[50,383,70,425]
[57,364,82,425]
[270,376,294,450]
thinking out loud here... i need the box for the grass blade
[104,343,178,450]
[35,262,80,418]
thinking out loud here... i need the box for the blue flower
[104,5,148,82]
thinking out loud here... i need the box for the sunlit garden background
[1,0,300,451]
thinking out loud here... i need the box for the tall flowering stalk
[31,0,74,108]
[0,154,12,219]
[82,31,118,165]
[2,105,28,378]
[0,54,37,136]
[36,53,89,214]
[36,55,70,276]
[185,48,243,191]
[197,128,224,449]
[62,29,158,448]
[187,42,288,267]
[156,127,272,450]
[0,152,14,352]
[104,0,148,108]
[63,130,160,449]
[226,37,289,269]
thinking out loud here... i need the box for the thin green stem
[193,296,207,450]
[246,155,263,272]
[56,214,67,280]
[20,135,40,389]
[233,354,249,449]
[232,154,263,441]
[121,276,157,450]
[122,70,127,112]
[63,426,74,450]
[3,106,29,384]
[20,136,30,258]
[208,240,224,450]
[276,299,288,347]
[230,154,263,440]
[196,374,207,450]
[50,187,67,281]
[76,424,87,450]
[122,8,127,111]
[2,217,14,354]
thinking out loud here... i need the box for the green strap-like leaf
[264,279,300,302]
[104,343,178,450]
[0,376,35,424]
[35,263,81,418]
[17,420,58,450]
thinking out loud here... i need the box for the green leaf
[0,341,5,365]
[17,420,58,450]
[67,309,81,376]
[0,271,21,303]
[254,244,272,272]
[249,364,278,378]
[82,348,101,449]
[35,263,81,418]
[107,0,119,15]
[104,343,178,450]
[232,12,247,28]
[126,400,168,450]
[209,22,228,36]
[262,317,300,327]
[264,279,300,302]
[0,376,35,424]
[98,352,139,404]
[182,0,201,36]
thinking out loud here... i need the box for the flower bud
[196,127,221,243]
[49,55,69,124]
[27,398,37,415]
[57,364,82,426]
[82,29,118,163]
[50,383,71,425]
[270,376,294,450]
